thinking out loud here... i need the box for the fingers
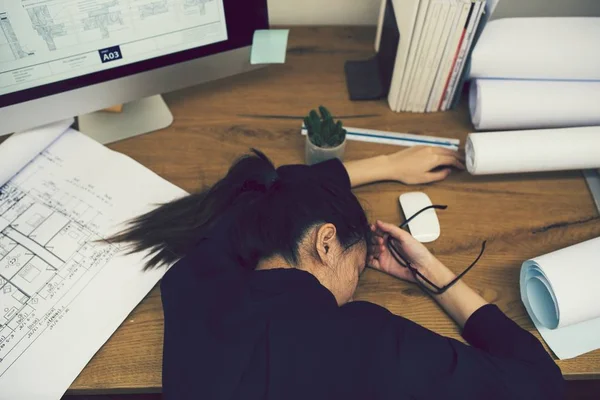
[369,230,386,244]
[413,146,464,168]
[367,255,380,270]
[375,220,411,242]
[370,224,388,242]
[421,151,465,183]
[428,146,465,161]
[369,237,385,249]
[369,236,388,258]
[421,168,452,183]
[368,244,381,257]
[434,154,465,170]
[422,150,465,172]
[403,145,464,162]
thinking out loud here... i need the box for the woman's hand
[386,146,465,184]
[344,146,465,188]
[369,220,489,327]
[367,220,442,282]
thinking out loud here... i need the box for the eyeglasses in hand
[386,205,486,296]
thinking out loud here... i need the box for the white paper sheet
[465,126,600,175]
[469,79,600,131]
[521,237,600,359]
[0,129,186,399]
[0,118,74,187]
[469,18,600,80]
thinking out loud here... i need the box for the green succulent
[304,106,347,148]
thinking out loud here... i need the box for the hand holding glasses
[381,205,486,296]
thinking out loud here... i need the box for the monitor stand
[77,95,173,145]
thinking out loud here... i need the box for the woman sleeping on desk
[111,146,563,400]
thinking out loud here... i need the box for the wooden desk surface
[67,27,600,393]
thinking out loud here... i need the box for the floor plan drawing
[26,0,127,50]
[26,5,70,51]
[79,0,126,40]
[0,180,119,371]
[0,135,133,376]
[0,12,35,61]
[138,0,169,19]
[0,125,184,399]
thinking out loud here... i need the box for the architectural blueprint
[0,127,185,399]
[0,12,34,62]
[0,0,227,95]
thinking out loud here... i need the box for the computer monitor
[0,0,268,142]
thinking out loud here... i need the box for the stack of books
[383,0,495,113]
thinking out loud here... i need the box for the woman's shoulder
[338,300,413,330]
[341,300,390,314]
[277,158,351,190]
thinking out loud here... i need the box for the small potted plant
[304,106,347,165]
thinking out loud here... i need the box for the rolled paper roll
[465,126,600,175]
[470,18,600,81]
[520,237,600,359]
[469,79,600,131]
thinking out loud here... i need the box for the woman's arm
[368,220,486,327]
[366,220,564,399]
[412,259,488,328]
[344,146,465,188]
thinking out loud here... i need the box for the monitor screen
[0,0,268,107]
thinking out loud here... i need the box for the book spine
[415,0,451,113]
[397,0,432,111]
[406,1,441,112]
[419,0,456,112]
[427,0,464,112]
[442,0,484,110]
[386,0,421,112]
[436,1,473,111]
[448,0,491,109]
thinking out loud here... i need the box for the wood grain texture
[64,27,599,393]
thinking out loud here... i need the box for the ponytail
[109,149,278,269]
[110,149,369,271]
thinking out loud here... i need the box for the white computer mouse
[399,192,440,243]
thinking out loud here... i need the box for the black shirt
[160,160,564,399]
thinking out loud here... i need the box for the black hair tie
[240,170,280,193]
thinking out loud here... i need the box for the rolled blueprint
[470,18,600,80]
[469,80,600,131]
[521,237,600,359]
[466,126,600,175]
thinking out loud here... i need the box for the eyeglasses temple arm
[399,205,448,229]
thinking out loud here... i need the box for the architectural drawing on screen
[0,12,35,61]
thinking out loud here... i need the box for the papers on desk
[521,237,600,359]
[0,119,73,187]
[0,123,185,399]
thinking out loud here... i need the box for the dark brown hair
[109,150,370,270]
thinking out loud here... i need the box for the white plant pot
[305,135,347,165]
